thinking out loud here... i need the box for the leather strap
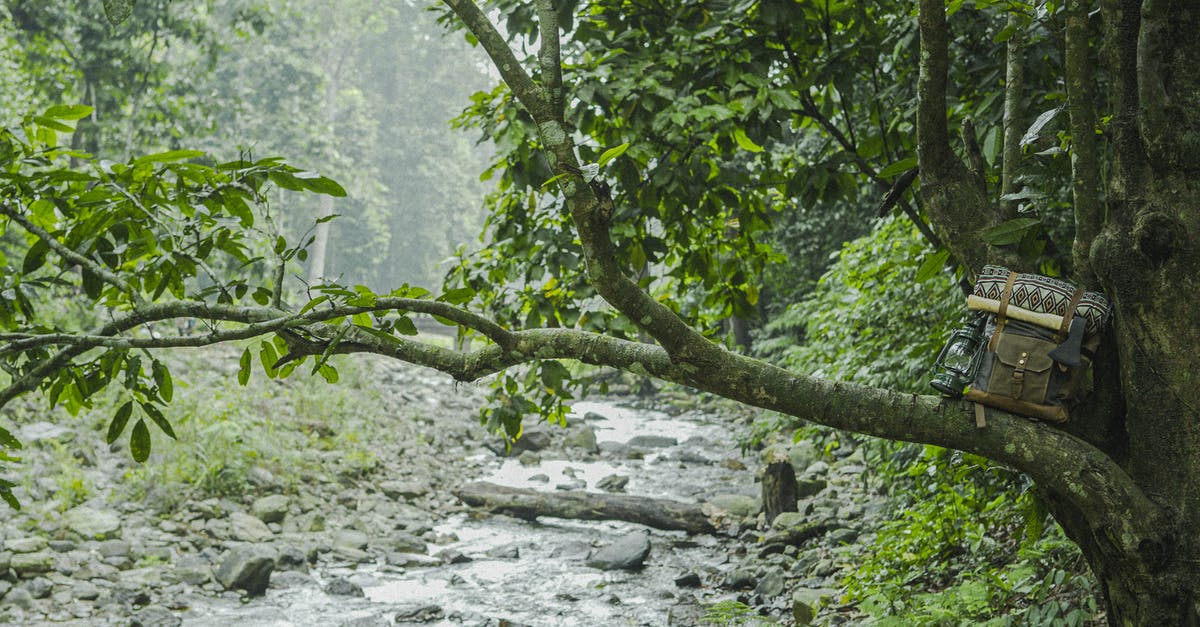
[1056,287,1085,343]
[989,270,1017,352]
[974,402,987,428]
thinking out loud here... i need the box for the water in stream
[185,399,757,626]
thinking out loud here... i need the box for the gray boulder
[251,495,290,524]
[586,531,651,571]
[215,546,275,596]
[708,493,759,518]
[131,604,182,627]
[64,506,122,540]
[394,604,444,623]
[378,481,427,501]
[627,435,677,448]
[229,511,274,543]
[10,551,53,575]
[323,576,364,597]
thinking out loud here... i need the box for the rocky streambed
[0,353,883,625]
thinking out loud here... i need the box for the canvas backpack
[963,265,1112,427]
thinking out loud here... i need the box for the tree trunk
[453,481,716,533]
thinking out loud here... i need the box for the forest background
[0,0,1114,623]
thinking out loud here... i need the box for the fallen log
[453,481,716,534]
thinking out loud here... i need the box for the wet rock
[516,451,541,466]
[384,552,441,568]
[131,604,181,627]
[755,567,786,599]
[829,528,859,544]
[582,411,608,422]
[250,495,290,524]
[10,551,53,575]
[379,531,426,554]
[229,512,274,543]
[527,474,550,483]
[24,577,52,599]
[771,511,807,531]
[726,567,757,589]
[511,429,553,453]
[323,576,364,597]
[555,479,586,491]
[627,435,677,448]
[708,494,758,518]
[484,544,519,559]
[394,604,444,623]
[63,505,122,540]
[674,572,702,588]
[587,531,651,571]
[568,427,599,453]
[47,540,76,553]
[332,546,372,563]
[720,458,747,470]
[4,537,47,553]
[72,581,101,601]
[174,555,213,585]
[0,581,10,600]
[98,539,131,559]
[272,571,314,588]
[795,478,828,499]
[436,549,471,564]
[215,546,275,596]
[275,545,308,571]
[379,480,428,501]
[802,461,829,477]
[550,541,592,561]
[332,529,370,550]
[246,466,282,490]
[788,442,820,473]
[3,586,34,610]
[596,474,629,493]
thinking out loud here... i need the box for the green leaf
[106,401,134,444]
[130,419,151,462]
[21,239,50,274]
[299,295,330,315]
[260,341,279,377]
[140,402,176,439]
[103,0,136,25]
[42,104,93,121]
[132,150,205,165]
[0,426,22,450]
[152,360,173,402]
[237,347,252,385]
[1021,108,1061,146]
[32,116,75,132]
[732,128,764,153]
[394,316,418,336]
[597,142,630,168]
[352,312,373,327]
[877,157,918,179]
[915,249,952,282]
[318,364,339,384]
[295,171,347,197]
[981,218,1042,245]
[437,287,475,305]
[539,360,572,391]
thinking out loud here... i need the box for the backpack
[963,265,1111,427]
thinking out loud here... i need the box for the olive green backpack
[963,266,1112,426]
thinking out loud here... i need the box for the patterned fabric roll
[973,265,1112,336]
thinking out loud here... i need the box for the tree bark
[453,481,716,534]
[761,460,797,526]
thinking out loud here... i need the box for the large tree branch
[917,0,1022,273]
[1001,12,1025,216]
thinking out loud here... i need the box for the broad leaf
[597,143,630,168]
[106,401,134,444]
[130,419,151,463]
[981,218,1042,245]
[140,402,176,439]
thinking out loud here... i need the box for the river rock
[72,581,101,601]
[275,545,308,571]
[24,577,52,599]
[272,570,314,588]
[484,544,519,559]
[394,604,444,623]
[755,566,786,599]
[568,427,599,453]
[47,540,76,552]
[510,429,553,453]
[332,529,369,550]
[795,478,827,499]
[379,480,428,501]
[674,572,701,588]
[215,546,275,596]
[596,475,629,493]
[10,551,53,575]
[64,506,122,540]
[627,435,677,448]
[131,604,182,627]
[771,511,807,531]
[582,411,608,422]
[587,531,651,571]
[3,586,34,610]
[229,512,274,543]
[379,531,426,554]
[802,461,829,477]
[323,576,364,597]
[97,539,131,559]
[4,537,46,553]
[251,495,290,524]
[384,552,441,568]
[708,493,759,518]
[174,555,213,585]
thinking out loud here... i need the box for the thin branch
[1001,12,1025,215]
[442,0,550,117]
[1065,0,1102,285]
[534,0,564,119]
[0,203,139,303]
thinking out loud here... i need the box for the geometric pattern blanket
[973,265,1112,336]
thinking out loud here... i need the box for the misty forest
[1,0,1198,625]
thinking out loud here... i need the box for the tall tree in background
[2,1,1200,622]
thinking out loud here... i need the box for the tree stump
[762,459,798,526]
